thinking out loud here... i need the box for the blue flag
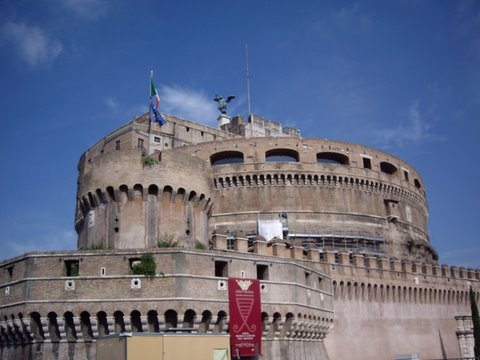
[149,78,166,126]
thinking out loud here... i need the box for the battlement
[210,235,479,289]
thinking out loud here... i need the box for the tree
[470,286,480,357]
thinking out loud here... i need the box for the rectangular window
[115,140,121,150]
[403,170,409,182]
[65,260,79,277]
[129,258,141,270]
[137,138,144,149]
[362,157,372,169]
[7,266,14,280]
[215,261,228,277]
[153,136,161,143]
[256,264,269,280]
[305,271,311,286]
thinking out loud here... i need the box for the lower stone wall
[325,297,469,360]
[1,339,330,360]
[0,342,95,360]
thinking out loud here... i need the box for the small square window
[257,264,269,280]
[362,157,372,169]
[65,260,79,277]
[153,136,161,143]
[129,258,141,270]
[215,261,228,277]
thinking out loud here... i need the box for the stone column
[40,317,51,341]
[234,237,249,252]
[89,318,99,339]
[73,316,82,340]
[106,316,115,335]
[307,248,320,262]
[253,239,267,255]
[123,316,132,333]
[211,234,227,250]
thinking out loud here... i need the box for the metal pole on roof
[245,44,252,118]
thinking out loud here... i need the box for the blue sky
[0,0,479,267]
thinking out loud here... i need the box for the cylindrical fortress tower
[76,114,435,264]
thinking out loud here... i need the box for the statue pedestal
[217,114,231,128]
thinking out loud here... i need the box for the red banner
[228,277,262,357]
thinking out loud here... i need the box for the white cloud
[104,96,119,112]
[159,85,219,126]
[62,0,107,20]
[4,229,76,260]
[372,101,443,148]
[332,2,374,31]
[1,21,63,67]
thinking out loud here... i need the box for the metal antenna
[245,44,252,117]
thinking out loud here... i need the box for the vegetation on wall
[157,232,179,248]
[470,287,480,357]
[194,240,207,250]
[69,263,79,277]
[131,253,156,278]
[142,155,158,167]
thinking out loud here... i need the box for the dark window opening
[414,179,422,189]
[257,264,269,280]
[265,149,299,162]
[362,157,372,169]
[153,136,161,143]
[317,152,349,165]
[380,162,397,175]
[305,272,311,286]
[201,131,204,137]
[7,266,14,280]
[65,260,79,277]
[215,261,228,277]
[403,170,409,182]
[115,140,120,150]
[137,138,144,149]
[186,127,190,132]
[129,258,141,271]
[210,151,244,166]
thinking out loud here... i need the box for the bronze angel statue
[214,94,235,115]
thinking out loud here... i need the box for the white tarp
[258,220,283,241]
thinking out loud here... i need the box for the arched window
[380,162,397,175]
[317,152,349,165]
[265,149,299,162]
[164,310,178,329]
[210,151,244,166]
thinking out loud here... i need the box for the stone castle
[0,112,477,359]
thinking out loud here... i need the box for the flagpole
[147,70,153,156]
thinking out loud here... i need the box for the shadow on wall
[438,329,447,360]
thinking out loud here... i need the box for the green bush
[157,233,179,248]
[142,155,157,167]
[194,240,207,250]
[131,253,156,278]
